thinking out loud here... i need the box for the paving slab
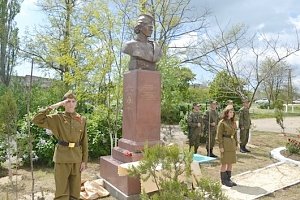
[223,162,300,200]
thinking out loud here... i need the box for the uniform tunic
[204,109,219,149]
[217,119,238,164]
[187,111,204,148]
[238,107,251,146]
[32,107,88,200]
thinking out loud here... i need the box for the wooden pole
[27,58,35,200]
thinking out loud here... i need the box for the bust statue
[122,14,162,71]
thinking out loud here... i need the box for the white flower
[45,129,53,136]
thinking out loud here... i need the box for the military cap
[63,90,76,100]
[224,104,234,111]
[192,102,201,107]
[210,100,217,104]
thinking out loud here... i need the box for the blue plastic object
[193,154,217,163]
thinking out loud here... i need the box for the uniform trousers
[54,163,81,200]
[206,130,216,149]
[240,128,250,146]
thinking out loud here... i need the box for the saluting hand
[49,99,69,110]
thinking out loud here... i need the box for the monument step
[112,146,143,163]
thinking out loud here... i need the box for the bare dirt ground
[1,118,299,199]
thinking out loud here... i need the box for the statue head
[134,14,154,37]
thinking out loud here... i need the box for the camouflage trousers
[206,130,216,149]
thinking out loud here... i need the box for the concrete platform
[223,157,300,199]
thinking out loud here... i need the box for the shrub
[18,113,56,167]
[258,102,274,109]
[128,144,228,200]
[286,138,300,155]
[87,104,122,159]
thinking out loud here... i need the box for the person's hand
[49,99,68,110]
[220,148,224,153]
[197,123,201,127]
[240,127,244,130]
[80,162,87,172]
[59,99,70,107]
[211,122,216,127]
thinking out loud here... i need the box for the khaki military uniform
[32,107,88,200]
[217,119,238,164]
[204,109,219,150]
[187,111,204,153]
[238,107,251,147]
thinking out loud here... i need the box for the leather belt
[223,135,234,139]
[58,140,81,148]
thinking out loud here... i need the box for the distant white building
[13,75,54,88]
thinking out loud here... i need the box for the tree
[24,0,128,149]
[260,58,290,104]
[159,57,195,124]
[0,89,18,182]
[209,70,244,106]
[0,0,22,86]
[181,20,300,104]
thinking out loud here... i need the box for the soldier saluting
[32,91,88,200]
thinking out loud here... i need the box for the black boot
[244,146,251,152]
[226,171,237,186]
[209,149,218,158]
[220,172,233,187]
[240,145,246,153]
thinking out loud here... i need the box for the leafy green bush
[18,113,56,167]
[129,144,228,200]
[258,102,274,109]
[286,138,300,155]
[87,104,122,159]
[161,102,190,124]
[179,112,189,136]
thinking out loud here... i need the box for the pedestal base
[103,179,140,200]
[100,156,141,196]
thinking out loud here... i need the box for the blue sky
[15,0,300,87]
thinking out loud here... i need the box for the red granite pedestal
[100,70,161,200]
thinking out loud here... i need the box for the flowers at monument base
[287,138,300,149]
[123,150,133,157]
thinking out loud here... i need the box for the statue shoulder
[122,40,139,53]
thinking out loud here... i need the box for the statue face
[140,23,153,37]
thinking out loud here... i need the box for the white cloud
[169,32,198,48]
[288,15,300,30]
[255,23,265,30]
[25,0,38,6]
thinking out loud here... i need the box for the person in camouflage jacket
[187,103,204,154]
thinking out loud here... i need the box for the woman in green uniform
[217,105,237,187]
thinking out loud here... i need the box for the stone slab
[122,70,161,142]
[223,162,300,200]
[100,156,141,196]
